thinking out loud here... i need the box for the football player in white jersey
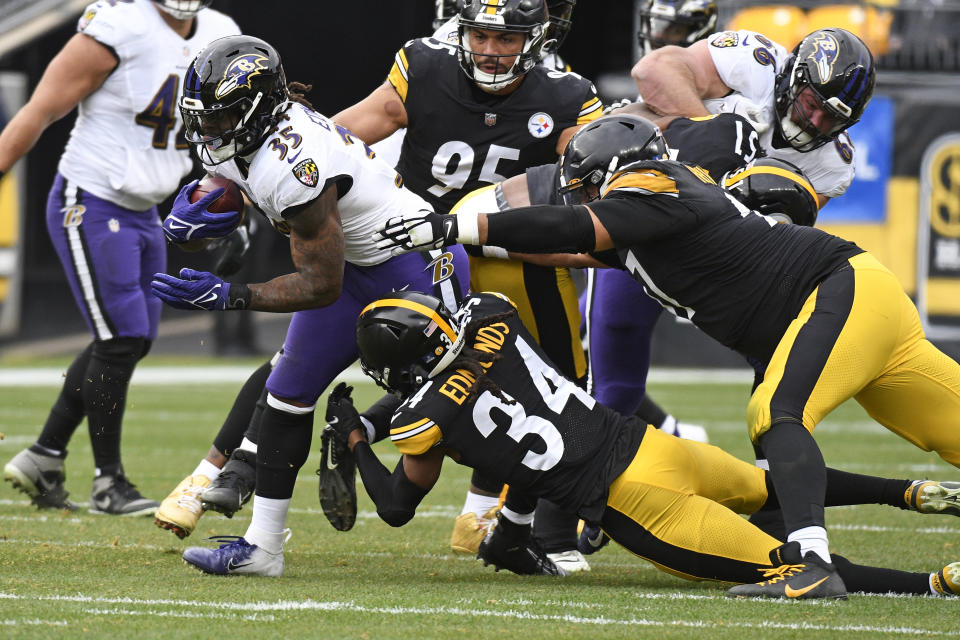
[633,27,876,204]
[0,0,239,516]
[150,35,468,574]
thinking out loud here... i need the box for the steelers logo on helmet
[216,54,270,100]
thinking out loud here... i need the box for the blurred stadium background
[0,0,959,365]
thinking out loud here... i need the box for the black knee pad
[92,337,146,365]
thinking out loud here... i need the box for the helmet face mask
[558,115,669,205]
[457,0,550,92]
[180,36,288,165]
[774,29,876,152]
[152,0,212,20]
[356,292,463,397]
[637,0,718,57]
[545,0,576,53]
[722,157,820,226]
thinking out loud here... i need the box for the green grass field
[1,361,958,639]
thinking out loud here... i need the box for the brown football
[191,174,245,215]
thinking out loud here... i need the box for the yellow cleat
[154,474,211,539]
[905,480,960,517]
[450,506,499,554]
[931,562,960,596]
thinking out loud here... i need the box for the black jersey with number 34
[387,293,644,521]
[589,160,863,363]
[388,37,602,213]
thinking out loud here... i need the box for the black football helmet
[356,292,463,397]
[637,0,718,57]
[723,157,819,226]
[180,35,288,165]
[558,114,669,205]
[545,1,576,52]
[152,0,211,19]
[434,0,464,30]
[774,28,876,152]
[457,0,550,91]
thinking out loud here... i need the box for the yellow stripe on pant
[747,252,960,467]
[602,425,780,584]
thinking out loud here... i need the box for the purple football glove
[151,268,230,311]
[162,179,241,243]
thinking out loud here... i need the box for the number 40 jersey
[387,293,645,522]
[389,37,602,214]
[60,0,240,211]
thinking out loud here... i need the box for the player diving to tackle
[319,289,960,597]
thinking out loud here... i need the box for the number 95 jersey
[389,37,602,213]
[60,0,240,211]
[387,293,645,521]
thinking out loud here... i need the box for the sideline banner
[0,71,26,338]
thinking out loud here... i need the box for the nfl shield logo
[292,158,319,188]
[484,113,498,127]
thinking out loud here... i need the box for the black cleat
[89,473,159,516]
[316,423,357,531]
[727,542,847,600]
[201,449,256,517]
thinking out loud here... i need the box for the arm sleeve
[354,442,428,527]
[360,393,403,443]
[484,204,596,253]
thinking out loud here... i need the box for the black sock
[532,499,579,552]
[825,468,912,509]
[242,386,269,445]
[213,360,272,456]
[84,337,144,476]
[634,394,668,427]
[833,554,930,595]
[470,469,505,495]
[759,422,826,534]
[36,342,94,454]
[256,404,312,499]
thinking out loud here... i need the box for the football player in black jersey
[321,290,959,597]
[374,116,960,599]
[334,0,601,569]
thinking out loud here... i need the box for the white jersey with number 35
[208,103,430,267]
[703,29,856,199]
[58,0,239,211]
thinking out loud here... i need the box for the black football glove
[317,382,361,531]
[477,513,566,577]
[577,522,611,556]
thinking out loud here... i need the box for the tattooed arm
[247,186,346,312]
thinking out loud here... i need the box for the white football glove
[374,210,458,255]
[716,95,773,135]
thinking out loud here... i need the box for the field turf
[1,360,958,639]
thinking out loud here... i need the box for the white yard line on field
[0,366,755,387]
[0,592,956,635]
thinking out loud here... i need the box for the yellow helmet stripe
[724,165,819,209]
[359,298,458,343]
[485,0,504,15]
